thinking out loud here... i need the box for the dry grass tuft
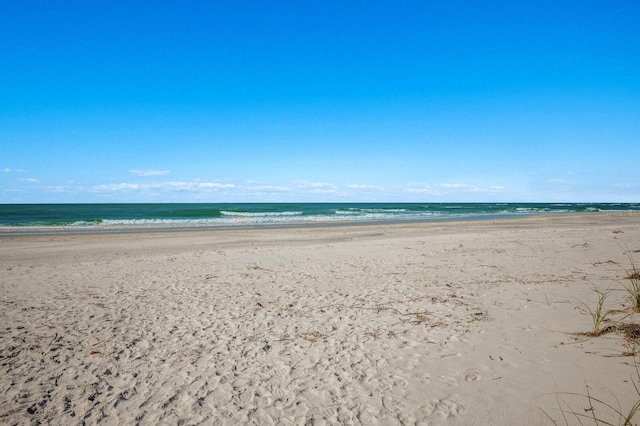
[627,271,640,281]
[618,323,640,341]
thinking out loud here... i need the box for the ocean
[0,203,638,234]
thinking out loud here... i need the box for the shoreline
[1,211,634,239]
[2,213,640,424]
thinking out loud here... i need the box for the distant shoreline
[0,211,628,239]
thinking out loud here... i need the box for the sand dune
[2,214,640,425]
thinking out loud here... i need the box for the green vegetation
[621,251,640,312]
[577,287,614,336]
[543,248,640,425]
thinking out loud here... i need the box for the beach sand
[2,213,640,425]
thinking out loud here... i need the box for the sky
[1,1,639,203]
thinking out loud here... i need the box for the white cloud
[92,181,234,193]
[93,183,141,191]
[198,182,235,189]
[440,183,484,192]
[165,181,234,190]
[48,185,73,193]
[403,185,436,194]
[292,180,336,189]
[2,168,26,173]
[347,184,383,190]
[247,185,291,192]
[439,183,506,194]
[440,183,472,189]
[129,169,171,177]
[310,188,338,194]
[547,179,577,185]
[20,178,40,183]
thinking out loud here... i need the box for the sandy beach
[2,213,640,425]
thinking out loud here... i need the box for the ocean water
[0,203,638,232]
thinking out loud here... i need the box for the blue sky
[1,1,639,203]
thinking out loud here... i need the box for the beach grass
[621,250,640,312]
[542,364,640,426]
[544,250,640,424]
[577,286,614,336]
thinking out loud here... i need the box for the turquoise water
[0,203,638,229]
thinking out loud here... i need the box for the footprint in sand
[237,388,254,405]
[438,375,458,386]
[271,365,291,378]
[356,404,382,424]
[417,373,431,383]
[424,393,468,420]
[463,369,480,381]
[311,405,336,418]
[266,382,286,399]
[382,396,407,412]
[379,375,409,390]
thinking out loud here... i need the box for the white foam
[220,211,303,217]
